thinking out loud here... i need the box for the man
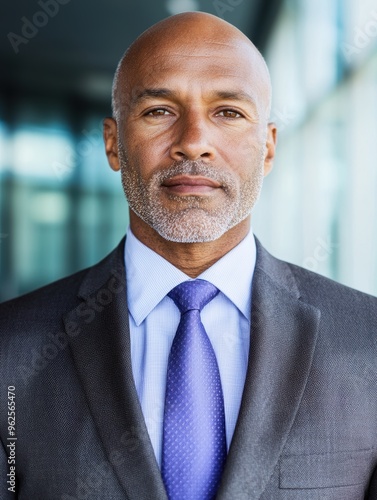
[1,11,376,500]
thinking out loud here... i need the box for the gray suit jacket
[1,237,376,499]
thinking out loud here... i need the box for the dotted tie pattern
[162,280,227,500]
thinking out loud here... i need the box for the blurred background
[0,0,376,301]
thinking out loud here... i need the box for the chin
[151,219,236,244]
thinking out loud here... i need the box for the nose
[169,111,216,162]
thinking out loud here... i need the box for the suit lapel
[63,241,167,500]
[217,242,321,499]
[63,237,320,500]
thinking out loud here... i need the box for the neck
[129,213,251,278]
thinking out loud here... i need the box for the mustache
[118,143,228,183]
[155,160,234,187]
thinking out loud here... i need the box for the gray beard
[118,140,265,243]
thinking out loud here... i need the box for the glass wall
[253,0,377,296]
[1,0,376,301]
[0,95,127,301]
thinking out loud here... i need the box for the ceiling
[1,0,281,104]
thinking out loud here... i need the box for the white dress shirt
[124,227,256,466]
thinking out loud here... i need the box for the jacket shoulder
[287,260,377,307]
[283,261,377,341]
[0,239,125,332]
[255,238,377,324]
[0,268,88,326]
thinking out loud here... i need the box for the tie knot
[168,279,219,314]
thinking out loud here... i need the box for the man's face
[116,39,273,243]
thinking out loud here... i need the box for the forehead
[125,39,267,102]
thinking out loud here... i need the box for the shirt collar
[125,227,256,326]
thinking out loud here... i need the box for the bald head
[104,11,277,250]
[112,12,272,122]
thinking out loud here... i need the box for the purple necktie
[162,280,227,500]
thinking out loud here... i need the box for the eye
[145,108,172,117]
[217,109,243,119]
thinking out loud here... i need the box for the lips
[162,175,221,194]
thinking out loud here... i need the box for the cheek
[217,126,263,163]
[124,124,169,173]
[239,132,265,159]
[123,140,158,180]
[219,141,262,178]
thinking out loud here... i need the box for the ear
[263,122,277,176]
[103,117,120,172]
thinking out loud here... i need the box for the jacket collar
[64,237,320,500]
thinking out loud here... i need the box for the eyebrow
[214,90,257,107]
[130,88,175,106]
[130,88,258,110]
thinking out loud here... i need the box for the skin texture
[103,12,277,277]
